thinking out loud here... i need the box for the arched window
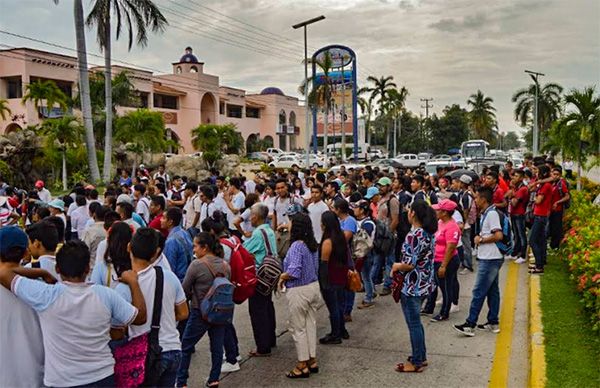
[190,66,198,73]
[289,111,296,127]
[278,109,286,125]
[176,66,182,74]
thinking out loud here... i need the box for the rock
[216,154,241,177]
[165,155,210,182]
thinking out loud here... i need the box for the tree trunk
[577,142,582,191]
[62,151,67,192]
[323,109,329,163]
[102,16,113,182]
[385,118,390,156]
[132,154,137,178]
[74,0,100,183]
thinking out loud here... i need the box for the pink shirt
[434,219,461,262]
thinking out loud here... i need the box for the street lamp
[525,69,545,155]
[293,15,326,169]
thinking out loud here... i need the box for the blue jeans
[382,247,397,290]
[400,294,427,367]
[158,350,181,387]
[343,289,355,315]
[529,216,548,269]
[321,285,346,339]
[176,308,230,386]
[466,259,504,326]
[511,215,527,259]
[424,256,459,317]
[361,253,376,303]
[461,228,473,270]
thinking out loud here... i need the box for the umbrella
[445,168,480,181]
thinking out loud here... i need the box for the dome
[260,87,285,96]
[179,53,199,63]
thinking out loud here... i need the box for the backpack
[255,229,283,296]
[556,178,571,209]
[220,236,256,304]
[480,206,513,256]
[200,259,235,325]
[373,219,395,256]
[459,191,477,225]
[352,219,375,259]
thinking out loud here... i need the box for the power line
[420,97,433,119]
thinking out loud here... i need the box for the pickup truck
[392,154,425,168]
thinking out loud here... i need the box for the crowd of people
[0,154,571,386]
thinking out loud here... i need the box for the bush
[0,160,12,182]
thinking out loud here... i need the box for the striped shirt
[283,241,318,288]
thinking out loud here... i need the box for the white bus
[461,140,489,161]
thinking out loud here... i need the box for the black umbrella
[445,168,480,181]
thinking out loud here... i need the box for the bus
[461,140,489,161]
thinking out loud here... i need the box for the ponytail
[410,200,438,235]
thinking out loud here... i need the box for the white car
[327,164,366,175]
[266,148,284,158]
[392,153,423,168]
[269,155,301,169]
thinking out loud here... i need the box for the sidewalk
[186,259,528,388]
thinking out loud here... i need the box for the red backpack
[220,236,256,304]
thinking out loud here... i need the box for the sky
[1,0,599,136]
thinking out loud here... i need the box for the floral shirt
[400,227,435,297]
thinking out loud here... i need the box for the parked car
[266,148,284,158]
[425,159,467,175]
[247,152,270,162]
[431,154,452,161]
[368,149,387,160]
[392,153,423,168]
[417,152,431,161]
[269,155,301,169]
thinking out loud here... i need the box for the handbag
[113,333,149,388]
[346,269,362,292]
[391,271,405,303]
[142,266,164,387]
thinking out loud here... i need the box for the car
[417,152,431,161]
[269,155,301,169]
[368,149,387,160]
[266,148,284,158]
[247,152,270,162]
[425,159,467,175]
[392,153,423,168]
[327,163,366,175]
[291,153,327,168]
[431,154,452,161]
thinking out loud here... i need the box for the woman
[529,165,553,274]
[422,199,461,321]
[234,193,259,239]
[319,211,349,345]
[90,221,132,288]
[352,200,377,309]
[391,200,437,372]
[292,177,305,197]
[177,233,229,388]
[277,212,322,378]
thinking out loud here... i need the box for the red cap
[35,180,44,188]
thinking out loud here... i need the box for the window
[153,93,178,109]
[246,106,260,118]
[7,77,22,99]
[57,83,72,98]
[219,102,225,115]
[227,104,243,118]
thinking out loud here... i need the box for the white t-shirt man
[478,206,503,260]
[308,200,329,242]
[11,277,137,387]
[25,255,59,280]
[37,188,52,203]
[245,180,256,194]
[71,205,91,237]
[223,191,245,230]
[183,194,201,230]
[199,201,219,227]
[273,194,302,227]
[136,197,151,225]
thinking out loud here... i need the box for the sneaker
[453,322,476,337]
[220,361,241,373]
[514,257,526,264]
[357,301,375,309]
[379,287,392,296]
[450,304,460,314]
[222,354,242,362]
[459,268,470,275]
[477,323,500,333]
[430,314,448,322]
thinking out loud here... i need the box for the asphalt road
[186,259,528,388]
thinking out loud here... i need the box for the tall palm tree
[512,81,563,149]
[383,86,409,155]
[467,90,497,142]
[358,87,374,144]
[21,79,69,114]
[86,0,168,182]
[0,99,11,121]
[366,75,397,153]
[547,86,600,190]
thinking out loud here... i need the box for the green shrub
[0,160,12,182]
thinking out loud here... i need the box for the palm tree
[21,80,69,115]
[467,90,497,142]
[365,75,397,153]
[383,86,409,155]
[512,81,563,150]
[547,87,600,190]
[191,123,242,168]
[358,87,374,144]
[38,116,83,191]
[0,99,11,121]
[86,0,168,182]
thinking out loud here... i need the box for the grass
[539,254,600,388]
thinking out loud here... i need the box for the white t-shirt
[238,208,254,237]
[273,195,302,227]
[308,200,329,242]
[199,201,219,227]
[12,277,137,387]
[136,197,151,225]
[245,180,256,194]
[38,188,52,203]
[452,210,464,248]
[71,205,91,236]
[223,191,245,230]
[26,255,59,280]
[0,286,44,388]
[115,265,186,352]
[183,194,201,229]
[478,207,503,260]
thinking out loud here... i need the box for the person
[82,205,109,266]
[234,193,259,239]
[484,171,507,212]
[0,240,147,387]
[154,164,171,186]
[277,212,321,378]
[119,170,132,187]
[47,198,67,230]
[35,180,52,203]
[563,159,574,179]
[324,181,343,208]
[114,228,189,387]
[167,176,186,208]
[133,184,151,226]
[223,177,245,235]
[391,200,437,372]
[69,195,90,240]
[507,169,529,264]
[376,177,400,296]
[352,200,377,309]
[272,179,302,258]
[307,185,329,243]
[182,181,201,237]
[454,175,475,273]
[177,232,231,388]
[292,176,305,197]
[319,211,349,345]
[162,207,194,282]
[0,227,45,387]
[148,195,169,237]
[25,221,60,280]
[199,185,219,227]
[422,200,461,322]
[549,166,570,250]
[333,199,358,322]
[454,187,504,336]
[91,221,133,289]
[116,201,142,231]
[528,165,553,274]
[243,203,278,357]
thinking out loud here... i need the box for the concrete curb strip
[529,275,547,387]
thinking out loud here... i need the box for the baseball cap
[286,203,305,216]
[376,177,392,186]
[47,199,65,212]
[364,186,379,199]
[0,226,29,257]
[432,199,458,212]
[459,174,472,185]
[35,180,45,188]
[350,199,370,211]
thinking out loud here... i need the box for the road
[186,260,528,388]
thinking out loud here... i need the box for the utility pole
[420,98,433,120]
[525,70,544,155]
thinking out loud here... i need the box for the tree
[0,99,11,121]
[38,116,83,191]
[191,123,243,168]
[86,0,168,182]
[502,131,521,150]
[114,109,168,177]
[21,79,69,114]
[512,81,563,151]
[357,87,374,143]
[428,104,470,155]
[365,75,397,152]
[546,86,600,190]
[467,90,497,142]
[382,86,408,155]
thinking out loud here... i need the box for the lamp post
[293,15,326,169]
[525,69,544,155]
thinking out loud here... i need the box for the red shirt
[148,214,168,237]
[509,184,529,216]
[493,185,506,209]
[551,179,569,213]
[533,182,553,217]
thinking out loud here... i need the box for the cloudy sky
[1,0,598,136]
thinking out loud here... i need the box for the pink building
[0,47,306,153]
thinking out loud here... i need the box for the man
[307,184,329,242]
[133,184,151,226]
[504,160,514,176]
[162,207,193,282]
[119,169,132,187]
[70,195,91,240]
[549,166,570,250]
[167,176,186,208]
[182,181,201,237]
[360,171,376,197]
[243,203,278,356]
[115,228,189,387]
[149,195,169,237]
[324,181,343,209]
[81,205,109,267]
[0,240,147,387]
[453,175,475,273]
[333,198,358,322]
[25,221,59,280]
[153,164,171,186]
[454,187,504,337]
[410,175,431,205]
[506,170,529,264]
[117,202,141,231]
[376,177,400,296]
[0,227,45,387]
[35,180,52,203]
[245,175,257,194]
[223,178,245,235]
[199,185,219,227]
[483,171,507,212]
[272,179,301,258]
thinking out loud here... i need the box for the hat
[47,199,65,212]
[116,194,134,205]
[459,174,472,185]
[35,180,45,188]
[364,186,380,199]
[376,177,392,186]
[286,203,305,216]
[432,199,458,212]
[350,199,370,210]
[0,226,29,257]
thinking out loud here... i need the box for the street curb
[529,275,547,388]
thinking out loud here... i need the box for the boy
[25,221,60,280]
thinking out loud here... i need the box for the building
[0,46,305,153]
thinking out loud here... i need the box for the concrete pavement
[186,259,528,388]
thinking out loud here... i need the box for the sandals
[286,367,310,379]
[395,362,425,373]
[308,358,319,373]
[407,356,428,367]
